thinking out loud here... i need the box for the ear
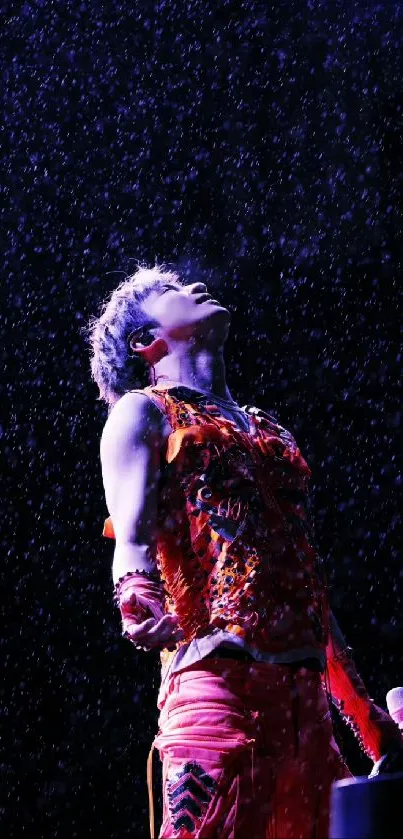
[129,336,168,366]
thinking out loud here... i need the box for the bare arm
[100,391,162,585]
[100,392,183,650]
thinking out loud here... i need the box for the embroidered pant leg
[261,668,353,839]
[154,661,352,839]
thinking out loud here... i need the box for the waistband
[205,647,254,661]
[205,647,323,672]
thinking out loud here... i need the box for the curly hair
[83,263,185,411]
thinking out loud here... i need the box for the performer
[87,265,403,838]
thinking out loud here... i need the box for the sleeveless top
[103,384,330,696]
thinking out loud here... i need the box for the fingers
[143,615,185,649]
[122,618,156,648]
[122,613,185,651]
[122,617,156,637]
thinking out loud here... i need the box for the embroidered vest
[103,385,330,674]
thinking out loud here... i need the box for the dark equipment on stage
[330,772,403,838]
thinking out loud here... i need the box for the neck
[151,345,234,402]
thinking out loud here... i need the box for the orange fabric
[103,385,330,679]
[103,516,115,539]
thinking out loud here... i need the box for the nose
[186,282,208,295]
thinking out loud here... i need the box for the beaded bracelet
[113,569,164,604]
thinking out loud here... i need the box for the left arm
[324,610,403,772]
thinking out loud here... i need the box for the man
[87,264,403,838]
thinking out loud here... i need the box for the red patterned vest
[103,385,330,674]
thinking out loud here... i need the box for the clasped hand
[122,612,185,652]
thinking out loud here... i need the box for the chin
[199,305,231,328]
[195,306,231,341]
[202,300,230,314]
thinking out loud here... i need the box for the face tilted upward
[140,281,231,344]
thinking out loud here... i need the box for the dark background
[2,1,403,836]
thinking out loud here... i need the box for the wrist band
[114,571,166,640]
[113,568,162,601]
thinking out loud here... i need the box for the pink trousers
[153,659,352,839]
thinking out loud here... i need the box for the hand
[122,612,185,652]
[369,739,403,777]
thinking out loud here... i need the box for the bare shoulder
[100,391,165,457]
